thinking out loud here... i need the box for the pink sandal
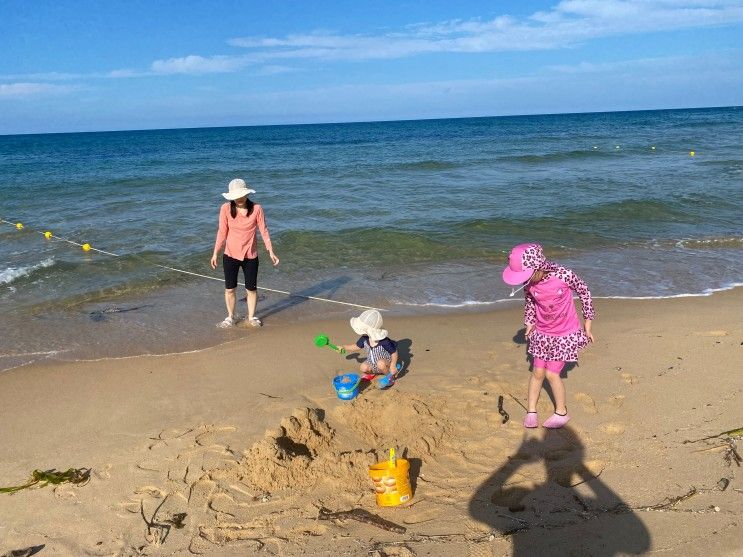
[543,412,570,429]
[523,412,538,428]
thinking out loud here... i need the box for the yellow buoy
[15,222,23,230]
[82,243,91,252]
[689,151,695,157]
[44,231,53,239]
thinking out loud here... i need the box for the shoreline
[2,282,741,374]
[0,289,741,555]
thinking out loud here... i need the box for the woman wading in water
[211,178,279,327]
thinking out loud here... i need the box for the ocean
[1,107,741,370]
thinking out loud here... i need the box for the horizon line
[2,104,740,138]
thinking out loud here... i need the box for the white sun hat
[350,309,388,341]
[222,178,256,200]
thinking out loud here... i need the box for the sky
[1,0,742,134]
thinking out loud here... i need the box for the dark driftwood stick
[318,507,407,534]
[498,395,510,424]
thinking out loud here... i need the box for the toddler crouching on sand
[338,309,400,385]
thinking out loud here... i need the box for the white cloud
[546,49,741,74]
[0,82,79,99]
[228,1,743,61]
[3,1,742,82]
[150,54,251,75]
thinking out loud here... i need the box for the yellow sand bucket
[368,448,412,507]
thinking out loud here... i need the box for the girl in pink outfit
[211,178,279,328]
[502,243,595,429]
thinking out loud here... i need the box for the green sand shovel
[314,334,346,354]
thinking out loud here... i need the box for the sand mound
[335,390,450,459]
[237,407,376,494]
[121,396,456,554]
[236,394,451,495]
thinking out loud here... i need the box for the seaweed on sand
[318,507,406,534]
[0,468,90,494]
[684,426,742,467]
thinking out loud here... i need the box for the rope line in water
[1,218,382,311]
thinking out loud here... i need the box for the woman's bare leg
[246,289,257,320]
[224,288,237,319]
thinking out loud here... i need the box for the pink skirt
[527,329,590,362]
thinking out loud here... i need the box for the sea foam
[0,257,55,285]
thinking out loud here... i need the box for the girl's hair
[529,269,547,283]
[230,198,254,218]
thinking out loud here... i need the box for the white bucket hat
[350,309,388,341]
[222,178,256,200]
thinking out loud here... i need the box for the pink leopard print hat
[502,243,544,285]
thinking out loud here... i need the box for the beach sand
[0,289,741,556]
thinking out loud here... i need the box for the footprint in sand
[134,485,167,498]
[194,425,238,447]
[53,485,78,500]
[695,330,728,337]
[188,478,217,509]
[209,492,239,516]
[93,463,112,480]
[136,459,166,473]
[527,442,607,488]
[552,459,606,487]
[600,422,626,435]
[490,482,534,511]
[574,392,598,414]
[620,373,638,385]
[608,394,625,408]
[372,545,416,557]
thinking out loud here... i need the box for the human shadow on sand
[469,426,650,556]
[255,276,352,319]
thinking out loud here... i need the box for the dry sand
[0,289,741,556]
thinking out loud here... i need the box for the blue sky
[1,0,742,134]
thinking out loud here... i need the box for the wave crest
[0,258,55,285]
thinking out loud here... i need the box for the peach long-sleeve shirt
[213,202,273,260]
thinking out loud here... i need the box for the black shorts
[223,254,259,291]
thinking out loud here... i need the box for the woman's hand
[210,254,218,270]
[269,252,280,266]
[525,323,535,338]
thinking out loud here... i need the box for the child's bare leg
[376,360,390,374]
[360,362,373,374]
[527,367,546,412]
[544,372,567,414]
